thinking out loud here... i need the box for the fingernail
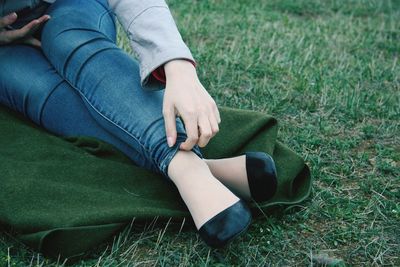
[7,12,17,19]
[167,137,174,147]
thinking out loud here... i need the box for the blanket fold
[0,104,312,259]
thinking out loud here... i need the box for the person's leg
[40,81,149,168]
[0,40,243,233]
[0,43,148,168]
[0,41,251,200]
[0,44,252,202]
[39,0,248,234]
[43,86,242,228]
[43,86,253,203]
[43,84,253,202]
[0,44,61,127]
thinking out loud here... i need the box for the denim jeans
[0,0,203,179]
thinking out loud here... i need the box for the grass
[1,0,399,266]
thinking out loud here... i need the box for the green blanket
[0,104,311,260]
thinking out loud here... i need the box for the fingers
[163,104,177,147]
[2,21,39,42]
[213,101,221,124]
[179,105,220,150]
[4,15,50,41]
[162,79,221,151]
[197,113,212,147]
[1,15,50,43]
[178,101,220,150]
[208,110,220,138]
[0,12,18,29]
[208,98,221,135]
[196,102,220,147]
[20,36,41,48]
[179,111,199,151]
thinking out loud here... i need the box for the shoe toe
[198,200,252,248]
[245,151,278,202]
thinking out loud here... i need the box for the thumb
[163,103,177,147]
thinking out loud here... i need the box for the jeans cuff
[158,136,203,180]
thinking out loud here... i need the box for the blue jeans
[0,0,203,179]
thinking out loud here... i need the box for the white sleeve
[107,0,195,90]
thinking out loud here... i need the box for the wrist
[164,59,197,80]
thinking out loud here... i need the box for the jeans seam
[51,30,146,157]
[93,0,112,16]
[38,80,65,126]
[64,80,157,168]
[98,10,117,39]
[65,46,154,160]
[55,27,109,40]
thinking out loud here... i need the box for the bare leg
[167,150,240,229]
[203,156,252,201]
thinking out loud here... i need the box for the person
[0,0,278,248]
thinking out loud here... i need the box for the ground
[1,0,399,266]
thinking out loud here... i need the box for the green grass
[1,0,399,265]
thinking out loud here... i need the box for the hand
[163,59,221,151]
[0,12,50,48]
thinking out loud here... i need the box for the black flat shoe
[198,199,252,248]
[244,151,278,202]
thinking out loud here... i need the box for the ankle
[167,150,210,183]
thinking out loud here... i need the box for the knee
[42,15,107,54]
[41,5,116,60]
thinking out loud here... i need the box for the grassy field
[1,0,399,266]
